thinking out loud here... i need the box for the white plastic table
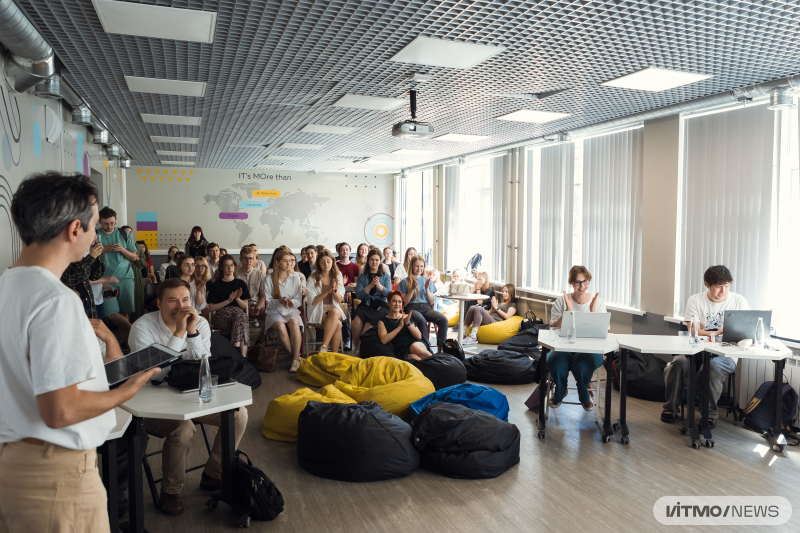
[99,408,133,533]
[438,293,490,345]
[537,333,619,441]
[120,382,253,529]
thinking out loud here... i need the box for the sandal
[661,410,676,423]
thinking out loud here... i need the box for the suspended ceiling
[17,0,800,172]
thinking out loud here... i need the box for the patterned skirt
[213,306,250,346]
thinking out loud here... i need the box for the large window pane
[399,169,434,264]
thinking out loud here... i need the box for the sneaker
[289,360,301,373]
[549,388,567,408]
[354,347,360,358]
[582,400,595,412]
[344,341,352,351]
[463,335,478,345]
[159,491,184,516]
[200,472,222,491]
[320,345,329,353]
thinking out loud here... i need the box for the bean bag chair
[334,357,435,418]
[446,313,459,327]
[408,355,467,391]
[295,352,361,388]
[297,401,419,482]
[497,328,546,359]
[469,315,524,344]
[612,351,667,402]
[261,385,355,442]
[464,349,537,385]
[409,383,509,421]
[412,403,520,479]
[357,328,397,359]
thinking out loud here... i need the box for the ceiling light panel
[151,136,199,144]
[125,76,207,97]
[141,114,202,126]
[601,67,713,92]
[390,36,505,69]
[301,124,357,134]
[497,110,571,123]
[280,143,325,150]
[391,149,436,155]
[161,161,196,166]
[156,150,197,156]
[434,133,490,142]
[92,0,216,43]
[255,165,284,169]
[265,155,302,160]
[332,94,405,110]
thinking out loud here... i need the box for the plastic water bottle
[199,354,212,403]
[754,317,765,349]
[689,315,699,346]
[566,312,576,344]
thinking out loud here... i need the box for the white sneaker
[354,347,360,358]
[289,360,301,373]
[319,345,329,353]
[463,335,478,345]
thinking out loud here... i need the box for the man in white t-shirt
[128,279,248,516]
[0,173,158,532]
[662,265,749,426]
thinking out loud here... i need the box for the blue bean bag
[408,383,509,421]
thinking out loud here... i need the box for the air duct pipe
[0,0,55,93]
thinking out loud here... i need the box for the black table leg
[699,351,714,446]
[537,349,549,439]
[127,417,146,533]
[602,349,614,443]
[767,359,788,452]
[100,439,118,533]
[614,349,630,444]
[207,409,252,527]
[680,352,702,448]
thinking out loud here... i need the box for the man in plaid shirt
[60,241,106,319]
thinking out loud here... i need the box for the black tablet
[105,344,183,388]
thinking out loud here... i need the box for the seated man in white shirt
[662,265,749,426]
[235,245,266,332]
[129,278,248,516]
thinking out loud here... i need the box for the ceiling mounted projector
[392,90,434,139]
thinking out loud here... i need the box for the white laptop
[559,312,611,339]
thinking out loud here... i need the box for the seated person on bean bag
[408,354,467,391]
[334,356,435,418]
[409,383,510,421]
[377,291,432,361]
[262,385,355,442]
[295,351,361,388]
[297,401,419,482]
[463,284,518,345]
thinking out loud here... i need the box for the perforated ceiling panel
[17,0,800,171]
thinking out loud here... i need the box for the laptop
[722,310,772,343]
[559,312,611,339]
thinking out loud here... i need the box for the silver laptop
[722,310,772,344]
[559,312,611,339]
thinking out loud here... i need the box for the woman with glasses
[546,265,606,411]
[193,256,212,314]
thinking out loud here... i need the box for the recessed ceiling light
[300,124,356,134]
[151,136,198,144]
[265,155,302,160]
[280,143,324,150]
[391,149,436,155]
[161,161,196,166]
[92,0,216,43]
[141,114,202,126]
[156,150,196,156]
[332,94,405,111]
[125,76,206,97]
[601,67,713,92]
[433,133,489,142]
[496,110,571,123]
[390,36,505,69]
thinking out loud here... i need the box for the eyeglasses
[571,280,589,286]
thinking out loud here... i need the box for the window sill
[664,315,685,325]
[517,287,646,316]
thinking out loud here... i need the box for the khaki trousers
[0,441,109,533]
[144,407,248,495]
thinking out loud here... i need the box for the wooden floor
[136,341,800,533]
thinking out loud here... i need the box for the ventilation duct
[0,0,56,93]
[92,129,109,145]
[72,105,92,126]
[119,158,131,169]
[32,72,61,99]
[107,143,123,158]
[768,87,795,110]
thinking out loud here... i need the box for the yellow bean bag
[334,357,435,418]
[262,385,355,442]
[295,352,361,388]
[444,312,459,327]
[467,316,524,344]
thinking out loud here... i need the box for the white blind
[490,154,507,282]
[582,128,644,308]
[678,103,774,315]
[538,143,574,292]
[444,164,460,271]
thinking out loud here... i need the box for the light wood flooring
[135,340,800,533]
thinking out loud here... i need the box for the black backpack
[740,380,799,435]
[232,451,284,521]
[518,311,544,332]
[442,339,465,362]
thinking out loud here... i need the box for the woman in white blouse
[176,254,206,313]
[305,249,346,353]
[392,246,417,285]
[264,250,304,372]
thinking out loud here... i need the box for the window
[398,169,434,264]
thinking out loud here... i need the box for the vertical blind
[678,103,774,314]
[582,128,644,308]
[444,164,460,270]
[538,143,575,292]
[490,155,507,282]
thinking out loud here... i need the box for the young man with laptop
[661,265,749,426]
[128,278,248,516]
[547,265,609,411]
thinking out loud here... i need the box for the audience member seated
[176,254,206,313]
[206,242,220,277]
[547,265,606,412]
[378,291,433,361]
[426,267,445,310]
[399,256,448,352]
[159,245,179,281]
[89,273,117,320]
[129,240,149,323]
[661,265,748,427]
[61,240,106,319]
[352,249,392,355]
[206,255,251,357]
[465,271,494,311]
[129,279,248,516]
[184,225,209,258]
[249,243,268,273]
[393,246,417,285]
[219,248,228,256]
[382,246,399,279]
[298,245,317,278]
[306,249,346,353]
[193,256,211,316]
[354,242,369,269]
[235,245,267,327]
[463,284,518,345]
[164,251,184,280]
[139,241,157,284]
[98,207,138,345]
[336,242,359,288]
[265,250,304,372]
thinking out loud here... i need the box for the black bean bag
[211,332,262,390]
[612,351,667,402]
[297,401,419,482]
[357,328,397,359]
[412,403,520,479]
[497,328,546,358]
[464,349,537,385]
[409,355,467,390]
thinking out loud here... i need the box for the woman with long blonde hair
[306,249,346,352]
[355,243,370,268]
[392,246,417,285]
[463,283,517,345]
[264,249,304,372]
[398,255,448,352]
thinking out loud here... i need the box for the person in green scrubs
[98,207,138,344]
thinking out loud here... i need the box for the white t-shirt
[684,291,750,331]
[0,267,115,449]
[394,264,407,281]
[550,293,608,325]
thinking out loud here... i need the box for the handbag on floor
[524,380,552,410]
[247,344,278,372]
[232,450,284,521]
[518,310,544,332]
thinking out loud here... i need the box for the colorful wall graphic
[138,168,194,182]
[364,213,394,248]
[136,212,159,250]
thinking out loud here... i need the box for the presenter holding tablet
[0,173,158,533]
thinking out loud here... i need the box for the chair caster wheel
[621,435,630,445]
[612,423,621,432]
[538,430,546,439]
[691,440,700,449]
[239,516,251,528]
[705,439,714,448]
[602,435,612,443]
[206,498,219,510]
[679,427,687,435]
[773,444,784,453]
